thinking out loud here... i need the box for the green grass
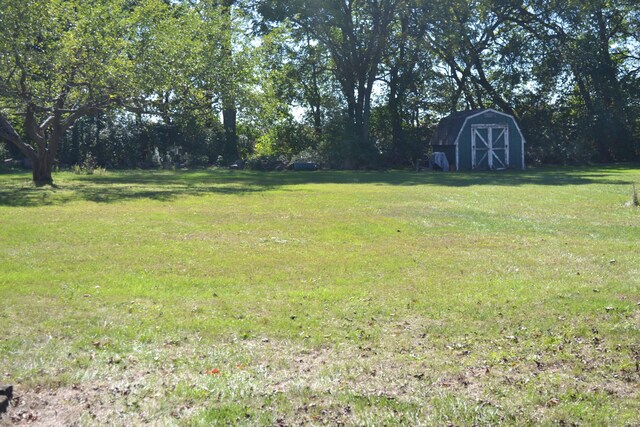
[0,165,639,425]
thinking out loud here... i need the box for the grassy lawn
[0,166,639,425]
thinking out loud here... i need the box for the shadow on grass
[0,164,638,207]
[0,175,271,207]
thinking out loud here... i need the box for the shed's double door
[471,124,509,170]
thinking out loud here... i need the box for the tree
[256,17,341,145]
[0,0,196,184]
[188,0,257,164]
[219,0,240,162]
[418,0,524,116]
[258,0,399,168]
[497,0,639,161]
[560,0,638,160]
[379,1,435,166]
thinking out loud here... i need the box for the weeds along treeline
[0,0,639,183]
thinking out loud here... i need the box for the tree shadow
[0,175,272,207]
[0,165,637,207]
[77,165,640,188]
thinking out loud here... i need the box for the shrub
[290,148,326,167]
[0,142,8,162]
[72,154,106,175]
[245,154,288,171]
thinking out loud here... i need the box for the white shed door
[471,124,509,170]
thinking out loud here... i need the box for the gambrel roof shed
[430,109,526,171]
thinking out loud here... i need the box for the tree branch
[0,112,37,158]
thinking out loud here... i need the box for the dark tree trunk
[32,153,53,186]
[0,113,55,186]
[309,60,323,139]
[593,7,635,160]
[222,108,238,161]
[312,105,322,139]
[389,83,400,156]
[220,0,238,162]
[389,67,405,165]
[71,120,80,164]
[347,74,378,168]
[388,12,411,166]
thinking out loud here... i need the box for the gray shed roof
[430,110,485,146]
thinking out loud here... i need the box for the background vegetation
[1,0,639,182]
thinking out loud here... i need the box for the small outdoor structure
[429,109,526,171]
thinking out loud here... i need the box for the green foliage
[254,119,315,158]
[56,111,228,169]
[71,154,107,175]
[244,153,287,171]
[257,0,399,167]
[0,142,8,162]
[0,0,212,183]
[290,147,326,166]
[1,0,639,173]
[0,0,141,108]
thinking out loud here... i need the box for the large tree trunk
[388,12,412,167]
[1,111,62,186]
[32,153,53,186]
[311,105,322,139]
[309,65,323,139]
[593,7,635,161]
[222,108,238,161]
[342,74,378,169]
[389,67,405,165]
[220,0,238,163]
[1,113,52,185]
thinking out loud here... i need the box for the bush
[290,148,325,167]
[245,154,288,171]
[81,154,96,174]
[0,142,8,162]
[181,153,210,168]
[72,154,107,175]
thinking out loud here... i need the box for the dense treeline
[1,0,639,183]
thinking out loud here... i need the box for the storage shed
[429,109,526,171]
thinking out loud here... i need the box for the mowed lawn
[0,166,639,426]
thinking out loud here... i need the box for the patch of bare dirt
[0,374,185,426]
[1,384,108,427]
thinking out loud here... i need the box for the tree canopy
[1,0,639,182]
